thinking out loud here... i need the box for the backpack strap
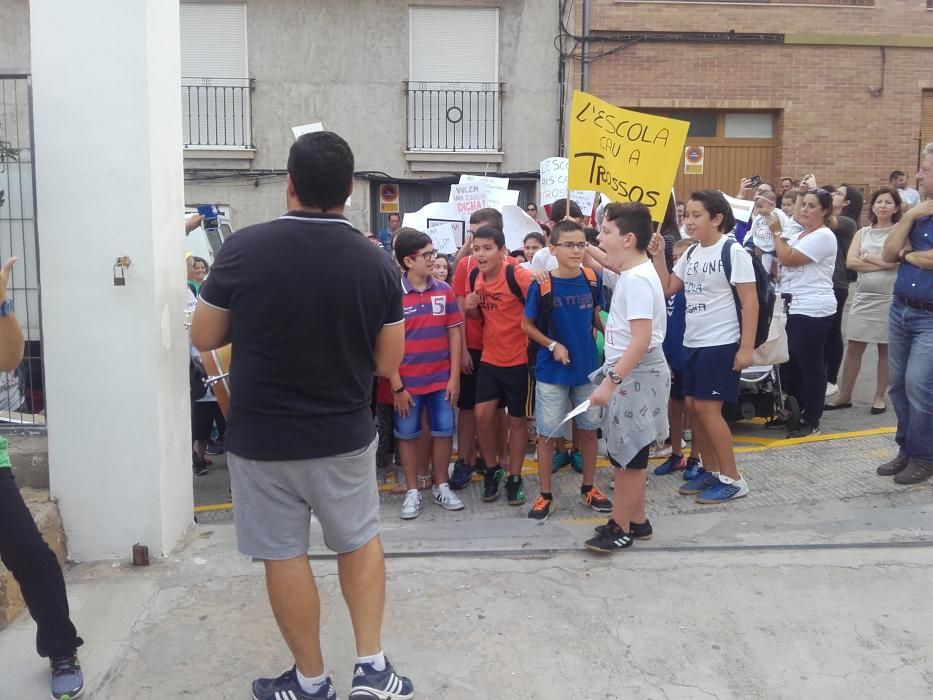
[504,264,525,304]
[720,237,744,330]
[468,266,480,292]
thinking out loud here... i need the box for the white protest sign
[291,122,324,139]
[449,181,488,215]
[459,174,509,193]
[722,192,756,223]
[425,222,460,255]
[402,202,466,233]
[570,190,597,219]
[500,205,543,251]
[486,188,520,211]
[540,157,569,206]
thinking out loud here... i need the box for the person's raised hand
[0,257,18,304]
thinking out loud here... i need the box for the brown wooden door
[673,138,775,201]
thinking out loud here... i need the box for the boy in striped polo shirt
[390,227,465,519]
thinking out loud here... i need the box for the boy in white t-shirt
[584,203,669,553]
[653,190,759,505]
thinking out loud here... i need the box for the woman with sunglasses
[770,182,839,437]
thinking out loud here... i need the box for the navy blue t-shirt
[662,290,687,370]
[524,271,605,386]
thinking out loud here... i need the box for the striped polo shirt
[400,275,463,395]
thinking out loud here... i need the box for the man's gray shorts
[227,437,380,559]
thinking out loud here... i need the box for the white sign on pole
[449,181,488,215]
[722,192,756,223]
[539,157,569,206]
[425,222,460,255]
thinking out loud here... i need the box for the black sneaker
[528,496,553,520]
[893,458,933,485]
[584,521,633,553]
[205,439,224,455]
[505,475,526,506]
[629,519,653,540]
[448,459,474,490]
[877,454,909,476]
[192,452,209,477]
[786,421,820,439]
[482,467,505,502]
[50,652,84,700]
[349,657,414,699]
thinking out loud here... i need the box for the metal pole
[582,0,591,92]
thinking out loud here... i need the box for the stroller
[723,294,800,430]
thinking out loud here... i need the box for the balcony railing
[182,77,253,149]
[405,81,503,152]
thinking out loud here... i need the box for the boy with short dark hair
[391,228,464,520]
[463,225,534,505]
[522,220,610,520]
[585,203,670,553]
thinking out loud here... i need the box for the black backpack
[685,238,774,349]
[468,263,525,302]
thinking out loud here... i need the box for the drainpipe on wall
[581,0,590,92]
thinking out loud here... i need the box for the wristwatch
[0,299,12,317]
[392,385,406,395]
[547,341,558,352]
[607,370,623,385]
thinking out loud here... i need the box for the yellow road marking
[194,503,233,513]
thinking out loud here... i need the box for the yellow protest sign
[568,91,689,221]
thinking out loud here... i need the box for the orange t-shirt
[474,262,533,367]
[452,256,485,351]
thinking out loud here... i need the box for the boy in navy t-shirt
[521,220,611,520]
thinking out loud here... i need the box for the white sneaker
[400,489,422,520]
[650,441,672,458]
[683,429,692,443]
[597,438,608,457]
[825,383,839,397]
[432,483,464,511]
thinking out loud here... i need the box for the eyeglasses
[412,249,437,261]
[808,188,831,196]
[554,242,588,251]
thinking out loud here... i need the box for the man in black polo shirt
[192,131,413,700]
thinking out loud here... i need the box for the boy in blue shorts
[521,220,611,520]
[390,228,465,520]
[652,190,759,504]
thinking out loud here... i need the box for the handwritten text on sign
[449,182,487,214]
[425,222,460,255]
[568,91,688,221]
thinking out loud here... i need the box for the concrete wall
[0,0,29,73]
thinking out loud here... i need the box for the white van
[184,206,234,264]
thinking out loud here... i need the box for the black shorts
[475,362,530,418]
[191,400,223,441]
[670,367,684,401]
[608,443,650,471]
[457,348,485,410]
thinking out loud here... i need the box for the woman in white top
[826,187,901,414]
[770,187,838,437]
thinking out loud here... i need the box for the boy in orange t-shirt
[463,225,533,506]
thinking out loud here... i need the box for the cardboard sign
[291,122,324,139]
[449,181,488,215]
[568,90,689,221]
[486,188,520,211]
[500,205,543,251]
[459,174,509,193]
[425,222,461,255]
[722,192,756,223]
[684,146,704,175]
[569,190,597,220]
[540,157,569,206]
[379,184,399,213]
[403,202,466,234]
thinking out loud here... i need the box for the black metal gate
[0,74,44,428]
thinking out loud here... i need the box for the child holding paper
[521,220,610,521]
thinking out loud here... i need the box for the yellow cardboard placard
[568,91,689,221]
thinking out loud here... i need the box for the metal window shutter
[409,7,498,82]
[180,3,247,78]
[922,90,933,148]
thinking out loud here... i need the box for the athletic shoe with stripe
[678,470,718,496]
[581,486,612,513]
[50,653,84,700]
[584,521,633,553]
[349,657,414,699]
[695,475,749,504]
[251,667,336,700]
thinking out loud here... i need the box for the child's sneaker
[650,440,672,458]
[581,486,612,513]
[681,457,703,480]
[482,466,505,502]
[679,470,719,496]
[349,658,414,699]
[629,519,653,540]
[505,475,526,505]
[695,475,749,504]
[551,451,571,473]
[584,520,633,553]
[653,455,685,475]
[432,483,464,511]
[528,496,553,521]
[448,459,474,490]
[569,449,585,473]
[399,489,422,520]
[251,667,336,700]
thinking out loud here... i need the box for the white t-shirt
[603,260,666,364]
[530,247,559,273]
[672,236,756,348]
[776,226,838,317]
[899,187,920,207]
[750,208,799,253]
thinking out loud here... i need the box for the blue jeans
[888,299,933,460]
[393,389,455,440]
